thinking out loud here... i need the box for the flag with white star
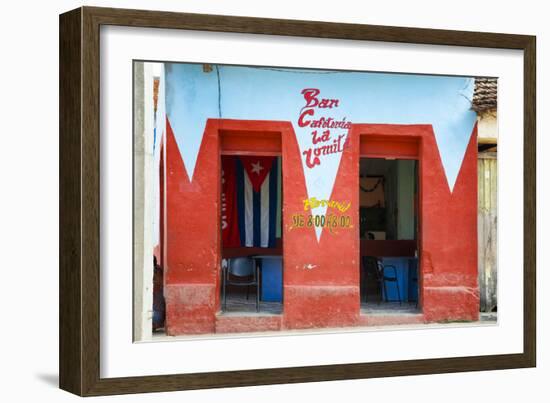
[240,156,274,192]
[221,156,280,248]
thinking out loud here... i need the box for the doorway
[219,130,284,315]
[359,157,420,314]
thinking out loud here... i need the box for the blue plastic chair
[379,261,402,305]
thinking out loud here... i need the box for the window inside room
[359,158,417,241]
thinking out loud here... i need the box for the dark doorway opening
[359,157,420,314]
[220,154,283,315]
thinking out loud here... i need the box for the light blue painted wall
[164,63,476,192]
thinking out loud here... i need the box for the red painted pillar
[420,126,479,322]
[282,127,360,330]
[163,119,221,335]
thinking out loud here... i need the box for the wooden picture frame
[59,6,536,396]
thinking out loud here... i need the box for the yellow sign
[290,198,354,234]
[303,197,351,213]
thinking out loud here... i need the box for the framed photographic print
[59,6,536,396]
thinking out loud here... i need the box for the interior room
[220,155,284,315]
[359,157,420,314]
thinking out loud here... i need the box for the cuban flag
[222,156,279,248]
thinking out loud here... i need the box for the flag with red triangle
[239,156,275,192]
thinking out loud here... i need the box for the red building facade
[160,117,479,335]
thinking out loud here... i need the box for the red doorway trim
[218,119,288,156]
[358,124,425,159]
[355,123,428,310]
[204,119,293,313]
